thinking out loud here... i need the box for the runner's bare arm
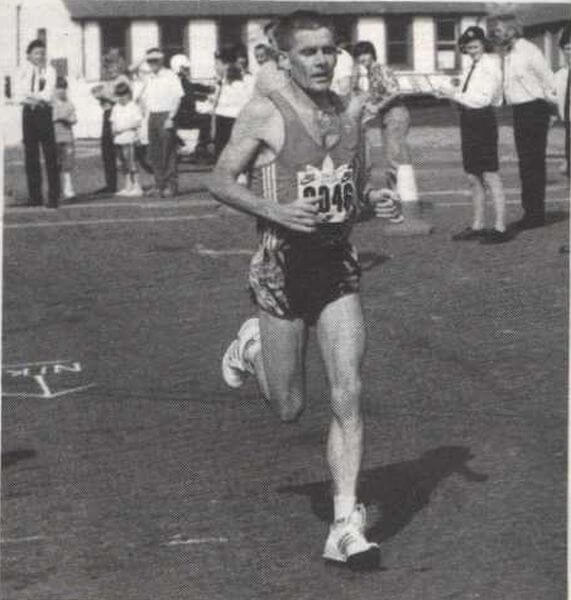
[207,97,320,233]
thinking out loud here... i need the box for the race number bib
[297,157,356,224]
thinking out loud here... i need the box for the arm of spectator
[529,45,557,104]
[165,73,184,128]
[453,64,499,109]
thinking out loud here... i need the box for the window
[100,19,129,78]
[436,17,459,71]
[386,16,412,69]
[160,19,187,64]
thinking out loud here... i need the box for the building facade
[1,0,569,143]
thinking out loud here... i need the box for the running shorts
[248,235,361,323]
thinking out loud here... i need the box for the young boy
[52,76,77,200]
[110,81,143,196]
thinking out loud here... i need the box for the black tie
[565,69,570,123]
[31,68,36,93]
[462,60,477,93]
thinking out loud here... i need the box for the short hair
[55,76,68,89]
[255,43,268,52]
[273,11,336,52]
[27,39,45,54]
[353,40,377,61]
[559,23,571,49]
[488,14,523,38]
[114,81,131,97]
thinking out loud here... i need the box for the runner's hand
[368,189,402,220]
[268,195,320,233]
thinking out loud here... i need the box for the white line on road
[0,536,45,544]
[3,213,218,230]
[165,536,229,546]
[195,243,252,256]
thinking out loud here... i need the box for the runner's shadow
[359,251,391,273]
[277,445,487,543]
[1,449,37,469]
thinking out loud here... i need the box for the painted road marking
[3,213,218,230]
[195,243,252,257]
[2,360,95,399]
[164,535,229,546]
[0,536,45,544]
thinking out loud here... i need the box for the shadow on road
[277,445,488,543]
[1,449,37,469]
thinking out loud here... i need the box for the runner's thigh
[259,310,308,406]
[316,293,365,393]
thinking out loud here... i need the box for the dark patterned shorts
[248,236,361,324]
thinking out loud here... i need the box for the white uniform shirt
[215,76,254,118]
[554,66,570,121]
[140,67,184,114]
[502,38,557,106]
[110,101,143,144]
[454,53,503,109]
[14,62,57,105]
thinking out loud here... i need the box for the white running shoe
[221,318,261,389]
[125,184,143,197]
[323,504,380,570]
[115,187,131,197]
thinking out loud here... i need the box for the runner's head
[274,11,337,94]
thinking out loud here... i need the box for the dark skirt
[459,106,499,175]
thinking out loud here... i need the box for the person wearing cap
[490,14,557,230]
[91,59,130,195]
[14,39,60,207]
[437,26,509,243]
[139,47,184,198]
[554,24,571,178]
[170,54,215,163]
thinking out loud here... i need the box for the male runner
[208,11,398,570]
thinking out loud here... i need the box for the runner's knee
[274,390,305,423]
[330,377,362,422]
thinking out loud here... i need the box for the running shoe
[323,504,380,570]
[221,318,260,388]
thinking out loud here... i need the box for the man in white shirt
[490,15,557,229]
[14,39,60,207]
[554,24,570,178]
[140,48,184,198]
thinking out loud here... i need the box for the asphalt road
[1,125,569,600]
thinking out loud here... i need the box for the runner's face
[465,40,484,60]
[285,28,337,93]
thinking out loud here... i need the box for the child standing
[110,81,143,196]
[52,76,77,200]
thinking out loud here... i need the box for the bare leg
[249,310,308,422]
[467,173,486,230]
[482,171,506,232]
[316,294,365,519]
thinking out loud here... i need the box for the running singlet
[250,90,362,247]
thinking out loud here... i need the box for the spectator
[52,76,77,200]
[554,24,571,178]
[110,81,143,197]
[254,43,271,66]
[438,27,509,243]
[91,60,130,195]
[170,53,215,163]
[254,23,289,96]
[14,39,60,208]
[331,44,354,96]
[211,46,254,158]
[130,60,154,177]
[490,14,557,229]
[140,47,184,198]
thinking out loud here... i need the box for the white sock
[333,494,357,522]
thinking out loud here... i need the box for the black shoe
[560,244,569,254]
[480,229,513,244]
[451,227,487,241]
[513,216,545,230]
